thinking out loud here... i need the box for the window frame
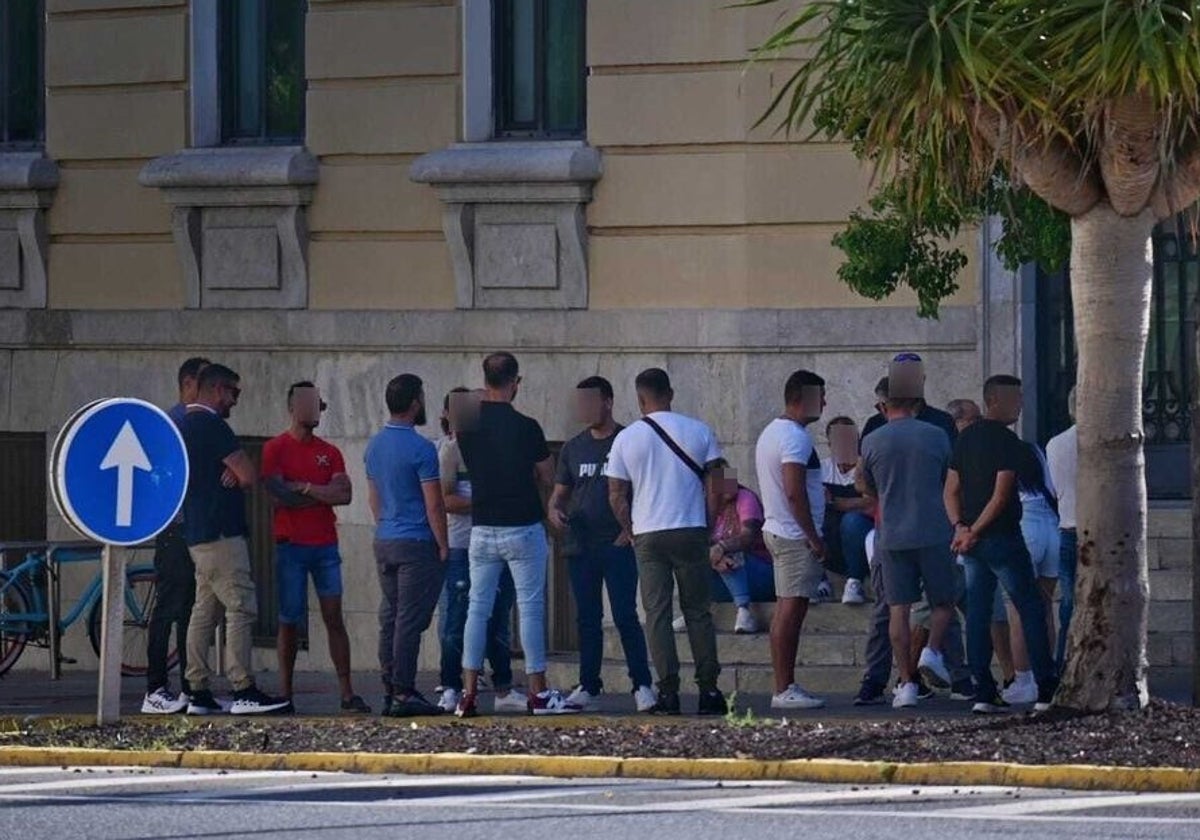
[491,0,587,141]
[0,0,45,150]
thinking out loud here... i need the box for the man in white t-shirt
[755,369,828,711]
[606,368,725,716]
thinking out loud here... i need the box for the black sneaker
[853,681,886,706]
[648,691,681,715]
[697,690,728,716]
[972,692,1011,715]
[186,689,227,716]
[230,686,293,716]
[914,678,935,700]
[1034,679,1059,713]
[950,678,976,701]
[340,695,372,714]
[385,691,444,718]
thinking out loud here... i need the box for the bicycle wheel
[0,571,31,677]
[87,566,179,677]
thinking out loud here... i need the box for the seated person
[674,459,774,634]
[820,416,873,604]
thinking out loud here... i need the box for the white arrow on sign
[99,420,152,528]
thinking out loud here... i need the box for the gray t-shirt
[860,417,952,550]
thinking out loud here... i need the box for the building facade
[0,1,1190,685]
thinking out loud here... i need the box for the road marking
[0,769,332,795]
[722,806,1200,826]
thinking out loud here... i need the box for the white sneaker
[917,646,951,689]
[141,687,188,715]
[493,689,529,714]
[771,684,826,710]
[437,688,460,713]
[841,578,867,605]
[633,685,657,713]
[1001,672,1038,705]
[893,681,920,709]
[733,606,760,634]
[672,615,687,632]
[565,685,601,712]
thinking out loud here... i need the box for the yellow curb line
[1,746,1198,792]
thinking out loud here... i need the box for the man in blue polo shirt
[365,373,450,717]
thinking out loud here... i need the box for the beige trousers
[185,536,258,692]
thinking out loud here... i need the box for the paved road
[1,767,1199,839]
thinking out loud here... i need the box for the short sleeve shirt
[713,487,770,561]
[364,423,439,542]
[456,402,551,527]
[179,408,248,546]
[754,418,824,540]
[437,436,473,550]
[261,432,346,546]
[860,417,952,550]
[555,425,625,554]
[949,419,1024,537]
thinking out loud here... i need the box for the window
[0,0,44,148]
[219,0,306,144]
[493,0,586,138]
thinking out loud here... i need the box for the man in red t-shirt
[261,381,368,713]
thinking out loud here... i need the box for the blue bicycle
[0,545,177,677]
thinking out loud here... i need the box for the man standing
[365,374,449,717]
[862,353,958,444]
[859,394,957,709]
[754,370,828,711]
[455,352,578,717]
[181,364,291,716]
[142,356,208,714]
[945,375,1057,713]
[435,388,521,714]
[261,382,369,714]
[550,376,656,713]
[606,368,724,716]
[1045,388,1078,673]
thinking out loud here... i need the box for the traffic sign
[51,398,189,547]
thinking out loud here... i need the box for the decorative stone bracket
[140,146,317,309]
[0,153,58,309]
[410,141,601,309]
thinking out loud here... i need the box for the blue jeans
[464,524,549,675]
[438,547,515,691]
[709,552,776,606]
[963,532,1055,698]
[1056,529,1078,673]
[568,544,653,694]
[823,510,872,581]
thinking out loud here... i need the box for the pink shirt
[713,487,771,562]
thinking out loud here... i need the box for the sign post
[50,398,189,725]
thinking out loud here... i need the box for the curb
[1,746,1198,792]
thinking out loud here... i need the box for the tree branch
[1099,93,1161,217]
[972,103,1104,218]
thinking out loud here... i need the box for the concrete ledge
[139,146,318,190]
[2,746,1198,793]
[410,141,602,185]
[0,306,979,352]
[0,152,59,192]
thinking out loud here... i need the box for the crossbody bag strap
[641,416,706,480]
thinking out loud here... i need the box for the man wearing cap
[261,381,369,714]
[862,353,957,444]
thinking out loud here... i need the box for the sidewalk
[2,668,1192,721]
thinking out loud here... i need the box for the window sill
[139,146,318,310]
[0,152,59,309]
[409,141,602,310]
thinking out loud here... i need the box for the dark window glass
[0,0,44,147]
[494,0,586,138]
[219,0,306,144]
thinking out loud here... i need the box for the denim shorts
[276,542,343,624]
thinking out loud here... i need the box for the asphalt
[2,767,1200,840]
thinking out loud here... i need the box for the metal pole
[96,544,124,725]
[47,551,61,680]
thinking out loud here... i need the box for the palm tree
[747,0,1200,712]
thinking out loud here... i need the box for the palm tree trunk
[1055,203,1155,712]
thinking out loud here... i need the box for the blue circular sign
[51,398,189,546]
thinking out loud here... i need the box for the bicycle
[0,543,178,678]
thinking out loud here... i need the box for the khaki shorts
[763,531,824,599]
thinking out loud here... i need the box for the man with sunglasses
[181,364,291,715]
[261,381,370,714]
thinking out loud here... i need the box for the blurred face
[290,386,323,430]
[447,390,482,434]
[800,385,826,421]
[573,387,610,428]
[828,423,859,464]
[710,467,739,506]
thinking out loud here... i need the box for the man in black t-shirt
[454,352,579,717]
[549,377,655,712]
[180,364,290,717]
[945,374,1057,714]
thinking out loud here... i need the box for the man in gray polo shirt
[859,393,956,710]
